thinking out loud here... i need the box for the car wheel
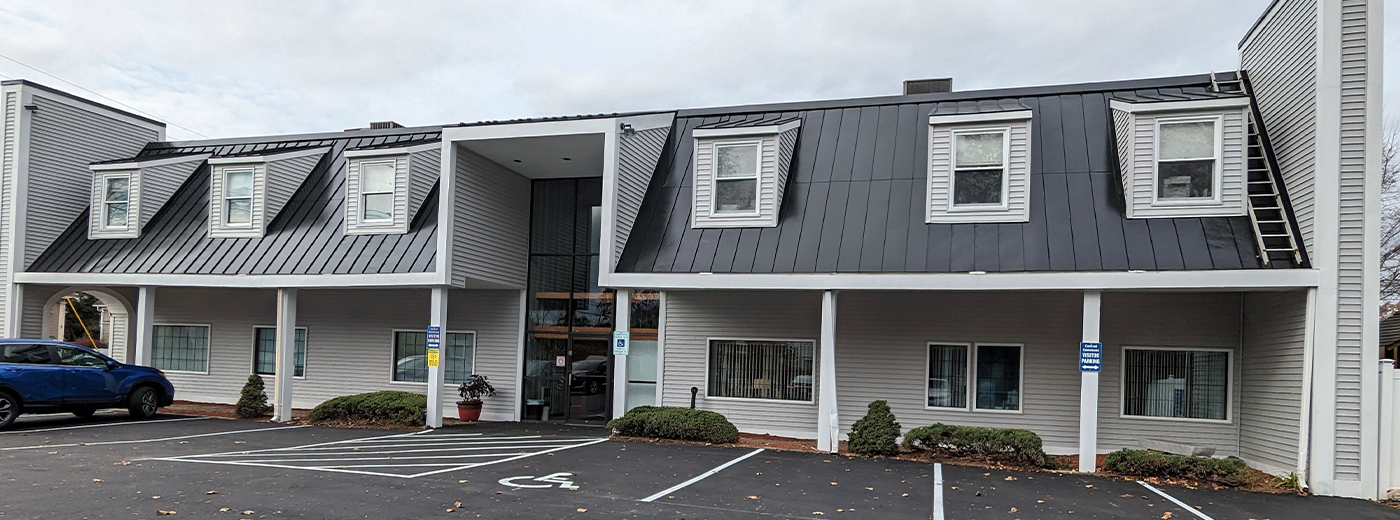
[72,407,97,418]
[127,387,159,420]
[0,391,17,430]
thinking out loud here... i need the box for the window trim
[971,342,1024,414]
[702,336,817,405]
[947,127,1012,212]
[1118,345,1234,424]
[151,323,212,375]
[250,326,308,380]
[923,342,972,411]
[387,328,477,386]
[357,158,398,224]
[98,172,133,230]
[707,139,763,218]
[1150,114,1224,207]
[220,167,256,228]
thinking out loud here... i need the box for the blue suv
[0,340,175,430]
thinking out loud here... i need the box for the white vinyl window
[359,160,396,222]
[392,330,475,384]
[926,343,969,409]
[950,129,1010,209]
[711,141,760,215]
[253,327,307,378]
[223,168,254,226]
[101,175,131,229]
[974,344,1022,412]
[152,325,210,373]
[1154,117,1220,202]
[706,339,814,402]
[1122,347,1230,422]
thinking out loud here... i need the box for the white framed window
[706,338,814,403]
[252,327,307,378]
[222,168,255,226]
[950,128,1010,210]
[973,344,1022,412]
[710,141,761,215]
[1121,347,1231,422]
[926,343,970,409]
[359,160,396,222]
[100,174,132,229]
[391,330,476,384]
[1153,115,1222,204]
[152,324,210,373]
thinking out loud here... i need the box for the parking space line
[0,416,209,434]
[3,424,306,451]
[1137,481,1215,520]
[933,463,944,520]
[402,438,610,478]
[639,448,765,503]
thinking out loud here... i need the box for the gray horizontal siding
[614,126,668,267]
[264,153,323,225]
[926,118,1030,223]
[1239,291,1307,474]
[1241,0,1317,253]
[451,147,529,288]
[662,290,822,438]
[1,90,16,335]
[407,148,440,225]
[1122,108,1247,218]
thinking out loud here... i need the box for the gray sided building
[0,0,1388,499]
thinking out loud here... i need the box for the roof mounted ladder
[1210,71,1305,267]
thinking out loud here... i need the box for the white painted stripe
[933,463,945,520]
[0,416,208,434]
[200,442,585,458]
[6,425,307,451]
[227,451,559,463]
[639,448,765,502]
[1137,481,1214,520]
[403,438,611,478]
[142,457,417,479]
[183,430,427,457]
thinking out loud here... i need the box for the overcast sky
[0,1,1393,141]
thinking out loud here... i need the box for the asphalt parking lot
[1,413,1396,519]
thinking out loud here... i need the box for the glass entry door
[567,338,611,421]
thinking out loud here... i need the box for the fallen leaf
[204,491,217,495]
[576,508,587,513]
[983,473,991,477]
[458,480,469,484]
[1037,500,1045,504]
[812,513,824,516]
[241,511,254,515]
[1085,484,1094,488]
[446,509,455,513]
[454,501,462,508]
[1010,507,1018,513]
[949,486,959,490]
[92,479,102,483]
[218,508,230,513]
[155,511,176,516]
[829,482,838,486]
[1161,513,1173,519]
[234,441,246,444]
[151,496,161,500]
[837,509,845,512]
[901,493,909,497]
[864,487,873,491]
[1005,476,1017,481]
[975,491,983,497]
[117,461,131,466]
[747,496,759,500]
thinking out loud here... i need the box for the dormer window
[100,174,131,229]
[222,168,254,226]
[713,141,760,214]
[1155,118,1219,202]
[359,160,396,222]
[690,119,801,229]
[926,110,1031,223]
[1110,97,1246,218]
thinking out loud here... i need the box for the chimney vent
[369,121,404,129]
[903,78,953,95]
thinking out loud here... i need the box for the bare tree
[1379,117,1400,311]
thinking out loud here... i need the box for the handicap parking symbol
[498,472,578,490]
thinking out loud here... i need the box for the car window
[56,347,106,368]
[1,344,53,365]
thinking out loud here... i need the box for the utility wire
[0,52,209,139]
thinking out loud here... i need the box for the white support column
[1078,290,1102,473]
[1378,359,1395,498]
[817,290,839,453]
[272,288,297,423]
[133,286,156,367]
[611,289,630,419]
[427,287,448,428]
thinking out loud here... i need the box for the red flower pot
[457,401,483,422]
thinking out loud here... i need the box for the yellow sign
[427,349,440,368]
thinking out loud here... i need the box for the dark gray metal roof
[696,115,801,129]
[30,130,441,275]
[1382,316,1400,349]
[616,74,1292,275]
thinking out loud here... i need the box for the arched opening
[40,287,135,363]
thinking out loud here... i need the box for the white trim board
[207,147,329,164]
[91,154,210,171]
[13,271,446,288]
[605,269,1320,292]
[692,120,801,138]
[344,142,440,158]
[1109,98,1251,113]
[927,110,1033,125]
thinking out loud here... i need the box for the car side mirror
[105,361,119,371]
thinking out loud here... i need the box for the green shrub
[902,423,1048,466]
[307,391,426,427]
[1102,449,1253,486]
[235,375,272,419]
[607,406,739,444]
[847,400,901,456]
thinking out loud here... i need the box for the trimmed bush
[607,406,739,444]
[307,391,426,427]
[235,375,272,419]
[1102,449,1253,486]
[847,400,901,456]
[903,423,1048,466]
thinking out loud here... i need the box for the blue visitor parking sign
[1079,342,1102,372]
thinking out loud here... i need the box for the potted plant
[456,375,497,422]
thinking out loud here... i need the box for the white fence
[1381,360,1399,499]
